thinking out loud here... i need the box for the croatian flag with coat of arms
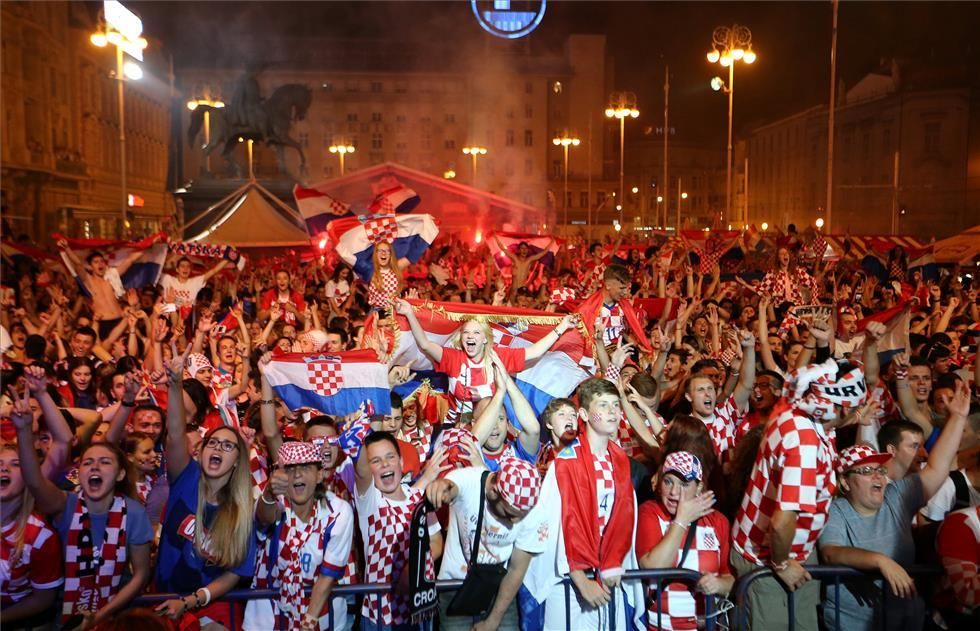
[262,349,392,416]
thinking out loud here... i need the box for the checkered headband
[278,441,322,467]
[661,451,703,482]
[837,444,890,473]
[495,457,541,513]
[782,358,839,403]
[185,352,213,377]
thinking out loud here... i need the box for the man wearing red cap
[819,380,971,631]
[425,458,547,631]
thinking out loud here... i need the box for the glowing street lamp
[605,92,640,214]
[815,217,825,229]
[552,133,580,232]
[707,24,757,228]
[462,146,488,186]
[91,1,147,235]
[328,144,356,176]
[761,221,769,231]
[186,94,225,172]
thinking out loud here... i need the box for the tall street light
[187,93,225,174]
[91,1,147,236]
[328,144,355,176]
[605,92,639,217]
[552,133,580,233]
[462,146,487,187]
[707,24,756,228]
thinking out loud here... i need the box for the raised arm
[393,298,444,363]
[492,352,540,454]
[918,381,970,501]
[165,347,192,480]
[731,330,757,409]
[526,238,554,263]
[201,259,230,282]
[524,314,576,362]
[892,354,934,436]
[471,367,507,447]
[10,386,67,516]
[256,352,284,460]
[757,297,782,373]
[113,248,145,276]
[104,372,140,445]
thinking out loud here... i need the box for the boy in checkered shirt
[731,359,870,631]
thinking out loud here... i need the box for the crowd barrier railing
[132,568,715,631]
[733,564,942,631]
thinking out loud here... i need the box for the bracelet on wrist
[260,399,275,405]
[671,520,689,531]
[770,559,790,572]
[260,491,278,506]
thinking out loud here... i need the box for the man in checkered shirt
[731,359,869,631]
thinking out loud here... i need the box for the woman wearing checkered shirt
[637,451,733,630]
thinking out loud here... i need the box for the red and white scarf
[63,494,128,622]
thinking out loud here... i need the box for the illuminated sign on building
[472,0,546,39]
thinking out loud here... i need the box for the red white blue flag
[328,214,439,282]
[262,349,392,416]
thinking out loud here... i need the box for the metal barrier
[733,564,942,631]
[132,568,715,631]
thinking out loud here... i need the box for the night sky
[135,1,980,143]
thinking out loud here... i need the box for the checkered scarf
[62,494,127,622]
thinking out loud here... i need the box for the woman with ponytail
[154,348,255,628]
[10,383,153,631]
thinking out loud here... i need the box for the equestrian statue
[188,70,312,178]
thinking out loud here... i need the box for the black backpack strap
[950,470,972,510]
[470,470,491,567]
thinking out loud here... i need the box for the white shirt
[920,469,980,522]
[159,273,207,307]
[438,467,549,580]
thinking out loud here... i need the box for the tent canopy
[933,225,980,264]
[183,181,311,248]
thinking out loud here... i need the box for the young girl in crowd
[11,384,153,630]
[59,357,98,410]
[0,439,64,628]
[153,350,256,628]
[124,432,158,504]
[366,242,406,312]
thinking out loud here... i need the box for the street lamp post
[462,147,487,187]
[605,92,639,218]
[328,144,355,176]
[552,133,580,233]
[707,24,756,227]
[676,176,688,232]
[187,95,225,173]
[91,1,147,237]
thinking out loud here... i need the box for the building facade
[1,1,173,243]
[177,34,623,235]
[743,60,977,238]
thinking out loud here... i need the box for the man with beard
[737,370,785,441]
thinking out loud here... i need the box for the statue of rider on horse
[188,68,311,179]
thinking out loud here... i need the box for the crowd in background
[1,226,978,631]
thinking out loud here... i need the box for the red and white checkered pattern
[638,502,731,631]
[361,488,432,626]
[616,410,663,460]
[598,302,625,347]
[549,287,577,307]
[0,512,64,605]
[937,506,980,613]
[278,441,322,467]
[701,395,744,458]
[366,268,400,309]
[836,444,889,474]
[661,451,702,482]
[306,357,344,397]
[495,458,541,513]
[594,452,616,535]
[364,215,399,244]
[185,352,213,378]
[732,406,837,566]
[757,268,820,306]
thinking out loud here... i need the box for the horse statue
[188,82,312,179]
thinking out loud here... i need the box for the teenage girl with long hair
[153,349,256,628]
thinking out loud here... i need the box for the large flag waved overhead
[55,232,168,295]
[329,214,439,281]
[262,349,392,417]
[292,184,352,235]
[383,300,596,417]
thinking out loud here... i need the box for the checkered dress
[594,452,616,535]
[366,268,400,310]
[732,406,837,565]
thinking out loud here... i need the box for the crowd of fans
[0,227,978,631]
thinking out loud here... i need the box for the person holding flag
[393,298,579,419]
[575,264,653,353]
